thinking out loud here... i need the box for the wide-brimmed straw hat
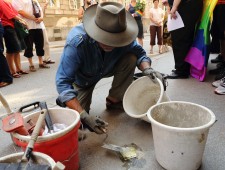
[83,2,138,47]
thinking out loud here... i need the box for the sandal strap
[39,64,50,68]
[12,73,21,78]
[17,70,29,74]
[43,60,55,64]
[29,66,36,72]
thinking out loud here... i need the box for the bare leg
[159,45,162,53]
[150,45,153,54]
[28,57,36,72]
[6,53,16,74]
[38,56,50,68]
[14,53,28,74]
[14,52,21,72]
[28,57,34,66]
[6,53,21,77]
[38,56,43,65]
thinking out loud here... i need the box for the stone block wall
[40,0,80,41]
[40,0,164,41]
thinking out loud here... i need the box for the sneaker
[214,80,225,95]
[212,77,225,87]
[211,54,223,63]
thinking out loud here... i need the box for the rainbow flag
[136,10,144,17]
[185,0,218,81]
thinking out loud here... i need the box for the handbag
[31,0,41,18]
[14,20,29,39]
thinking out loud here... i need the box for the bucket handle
[19,101,40,113]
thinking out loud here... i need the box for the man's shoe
[166,72,189,79]
[211,54,223,63]
[106,97,123,110]
[209,62,225,75]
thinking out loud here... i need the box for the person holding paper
[164,0,203,79]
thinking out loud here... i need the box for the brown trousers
[150,25,163,45]
[73,53,137,111]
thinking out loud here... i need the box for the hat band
[94,16,127,33]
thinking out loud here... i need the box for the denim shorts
[3,26,23,53]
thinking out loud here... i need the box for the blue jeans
[0,22,13,83]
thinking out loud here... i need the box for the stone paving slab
[0,37,224,170]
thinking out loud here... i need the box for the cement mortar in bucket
[123,76,170,122]
[11,108,80,170]
[147,101,216,170]
[0,152,63,169]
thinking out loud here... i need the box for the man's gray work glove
[80,110,108,134]
[142,68,167,91]
[142,68,163,82]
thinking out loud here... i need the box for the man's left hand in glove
[80,110,108,134]
[142,67,163,82]
[142,67,167,91]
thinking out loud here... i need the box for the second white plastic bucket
[123,76,169,122]
[147,101,216,170]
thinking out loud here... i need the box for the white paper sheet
[167,11,184,32]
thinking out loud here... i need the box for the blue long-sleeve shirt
[56,24,151,104]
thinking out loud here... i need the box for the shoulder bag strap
[31,0,36,15]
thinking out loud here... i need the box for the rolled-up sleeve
[129,41,151,67]
[56,43,81,104]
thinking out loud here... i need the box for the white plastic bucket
[123,76,170,122]
[147,101,216,170]
[0,152,57,168]
[11,108,80,170]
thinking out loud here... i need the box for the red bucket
[12,108,80,170]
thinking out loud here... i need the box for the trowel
[102,143,137,160]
